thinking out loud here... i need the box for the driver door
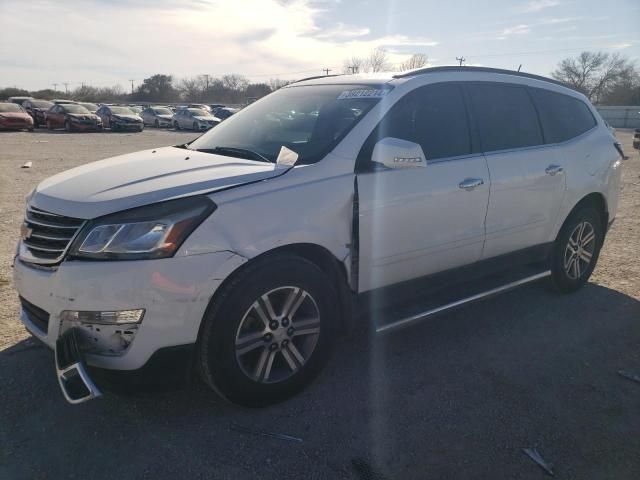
[357,83,490,292]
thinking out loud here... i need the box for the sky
[0,0,638,91]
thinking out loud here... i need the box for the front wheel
[64,120,72,132]
[154,119,160,128]
[550,206,603,293]
[198,254,338,407]
[193,121,199,131]
[174,121,180,130]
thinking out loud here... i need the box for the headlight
[69,196,216,260]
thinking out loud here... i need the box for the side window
[468,83,543,152]
[528,88,596,143]
[357,83,472,168]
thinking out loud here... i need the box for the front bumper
[112,121,143,130]
[70,121,102,131]
[13,251,246,374]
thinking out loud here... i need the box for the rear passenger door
[467,82,566,259]
[357,83,490,291]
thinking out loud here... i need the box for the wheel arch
[566,192,609,230]
[197,243,355,348]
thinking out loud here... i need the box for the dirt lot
[0,129,639,479]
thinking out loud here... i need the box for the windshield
[79,102,98,111]
[153,108,172,115]
[0,103,24,112]
[188,84,387,164]
[187,108,208,116]
[63,104,90,114]
[31,100,52,108]
[110,106,134,115]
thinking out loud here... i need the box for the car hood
[157,114,173,120]
[0,112,31,119]
[30,146,286,218]
[112,114,141,121]
[68,113,98,120]
[194,116,217,121]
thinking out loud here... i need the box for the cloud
[0,0,440,89]
[610,42,633,50]
[518,0,560,13]
[495,24,531,40]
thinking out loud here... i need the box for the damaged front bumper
[13,250,247,404]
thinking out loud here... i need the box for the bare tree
[179,76,206,102]
[366,47,392,73]
[398,53,428,71]
[343,55,365,74]
[221,74,249,92]
[269,78,290,90]
[552,51,638,103]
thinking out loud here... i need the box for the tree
[399,53,428,71]
[269,78,290,91]
[366,47,392,73]
[179,76,206,102]
[0,87,30,99]
[221,74,249,92]
[134,74,178,102]
[343,56,365,74]
[552,51,638,104]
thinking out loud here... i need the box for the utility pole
[322,68,332,76]
[63,82,69,95]
[456,56,466,67]
[53,83,58,92]
[517,64,522,72]
[129,79,135,95]
[203,74,210,90]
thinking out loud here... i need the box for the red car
[45,103,103,132]
[0,103,34,131]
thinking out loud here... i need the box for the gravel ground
[0,129,639,479]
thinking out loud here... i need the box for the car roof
[290,66,574,93]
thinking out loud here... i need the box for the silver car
[172,108,220,131]
[141,106,174,128]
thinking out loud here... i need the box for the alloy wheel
[235,286,321,384]
[563,221,596,280]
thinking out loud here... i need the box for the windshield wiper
[194,146,272,163]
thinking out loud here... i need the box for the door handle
[458,178,484,191]
[545,164,564,176]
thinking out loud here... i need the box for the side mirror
[371,137,427,169]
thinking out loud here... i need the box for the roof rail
[392,66,572,90]
[289,74,344,84]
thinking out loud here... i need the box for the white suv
[14,67,624,406]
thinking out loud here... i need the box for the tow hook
[55,328,102,404]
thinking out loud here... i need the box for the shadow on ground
[2,282,639,479]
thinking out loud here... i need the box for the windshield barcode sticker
[337,89,390,100]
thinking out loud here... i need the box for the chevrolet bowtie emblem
[20,223,33,240]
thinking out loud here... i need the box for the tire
[64,120,72,132]
[154,119,160,128]
[198,254,338,407]
[193,121,199,131]
[550,206,603,293]
[174,121,180,130]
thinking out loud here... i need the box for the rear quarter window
[528,88,597,143]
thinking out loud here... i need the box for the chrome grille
[21,206,85,264]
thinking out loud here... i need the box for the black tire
[154,119,160,128]
[174,121,180,130]
[550,206,604,293]
[198,254,338,407]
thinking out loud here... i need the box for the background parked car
[96,105,143,132]
[212,106,238,120]
[45,103,102,132]
[78,102,99,113]
[187,103,211,112]
[7,96,33,105]
[52,99,78,105]
[22,99,53,127]
[0,102,34,131]
[172,107,220,130]
[141,106,174,128]
[128,105,143,115]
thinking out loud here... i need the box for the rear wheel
[174,121,180,130]
[550,206,603,293]
[64,120,72,132]
[193,121,199,131]
[198,254,337,407]
[154,119,160,128]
